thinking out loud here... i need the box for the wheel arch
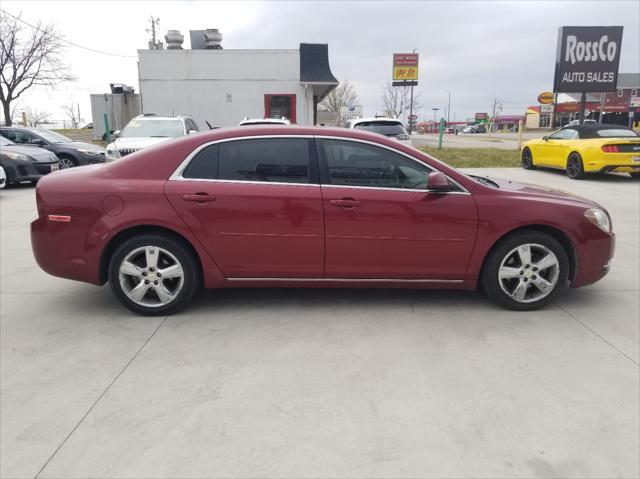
[477,224,578,289]
[98,224,203,285]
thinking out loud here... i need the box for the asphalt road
[1,168,638,478]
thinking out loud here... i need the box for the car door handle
[182,193,216,203]
[329,198,361,209]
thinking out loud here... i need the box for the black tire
[566,152,586,179]
[481,231,570,311]
[108,233,200,316]
[521,147,536,170]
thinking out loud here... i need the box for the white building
[137,32,338,127]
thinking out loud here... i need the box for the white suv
[106,114,200,160]
[347,117,412,147]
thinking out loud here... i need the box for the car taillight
[601,145,620,153]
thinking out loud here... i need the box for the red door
[317,139,478,279]
[164,138,323,278]
[264,94,296,123]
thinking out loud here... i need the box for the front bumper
[573,232,615,288]
[2,161,59,184]
[78,153,107,165]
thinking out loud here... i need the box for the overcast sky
[3,0,639,125]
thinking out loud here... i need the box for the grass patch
[419,146,520,168]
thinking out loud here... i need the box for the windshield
[596,129,639,138]
[0,136,15,146]
[34,129,71,143]
[354,121,407,136]
[120,119,185,138]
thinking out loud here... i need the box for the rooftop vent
[204,29,223,49]
[165,30,184,49]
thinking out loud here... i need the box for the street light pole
[446,90,451,126]
[432,107,439,126]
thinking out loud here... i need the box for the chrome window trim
[227,277,464,283]
[168,134,470,195]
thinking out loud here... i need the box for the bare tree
[0,11,74,125]
[380,82,421,119]
[319,80,359,114]
[24,106,51,126]
[60,102,79,128]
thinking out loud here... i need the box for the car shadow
[532,167,637,182]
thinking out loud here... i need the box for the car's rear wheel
[482,231,569,311]
[566,153,586,179]
[521,147,536,170]
[108,234,200,316]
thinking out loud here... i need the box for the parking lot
[1,168,638,478]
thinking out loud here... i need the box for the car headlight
[105,145,120,160]
[3,151,33,162]
[584,208,611,233]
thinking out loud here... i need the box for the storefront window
[539,114,550,128]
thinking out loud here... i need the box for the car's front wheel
[482,231,569,311]
[108,234,200,316]
[58,156,77,169]
[521,147,536,170]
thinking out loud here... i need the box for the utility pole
[432,107,439,125]
[76,103,81,126]
[446,90,451,126]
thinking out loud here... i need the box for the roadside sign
[553,26,623,93]
[393,53,419,82]
[408,114,418,120]
[537,92,554,104]
[540,104,554,113]
[630,96,640,108]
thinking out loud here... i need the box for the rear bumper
[573,232,615,288]
[598,164,640,174]
[31,214,101,285]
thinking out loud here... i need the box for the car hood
[487,177,600,208]
[1,144,58,162]
[56,141,104,152]
[112,137,173,149]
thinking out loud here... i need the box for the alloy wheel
[118,246,185,307]
[58,158,75,169]
[498,243,560,303]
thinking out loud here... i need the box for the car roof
[562,123,637,138]
[350,117,402,124]
[131,114,191,121]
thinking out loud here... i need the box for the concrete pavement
[1,168,638,478]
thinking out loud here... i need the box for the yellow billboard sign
[393,53,419,81]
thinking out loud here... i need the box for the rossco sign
[554,26,623,93]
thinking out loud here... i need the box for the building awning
[299,43,338,101]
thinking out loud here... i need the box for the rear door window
[218,138,312,184]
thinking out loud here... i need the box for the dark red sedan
[31,126,614,315]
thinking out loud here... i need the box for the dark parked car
[32,126,614,316]
[463,124,487,134]
[0,136,60,185]
[0,127,105,169]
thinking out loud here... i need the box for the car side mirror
[542,136,549,141]
[188,129,198,135]
[30,138,45,146]
[112,130,120,139]
[427,171,452,192]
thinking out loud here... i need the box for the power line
[0,8,137,59]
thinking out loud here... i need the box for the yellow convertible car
[521,124,640,179]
